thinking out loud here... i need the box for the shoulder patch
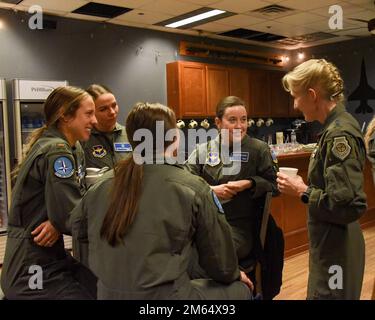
[332,136,351,161]
[270,149,278,164]
[206,152,220,167]
[211,190,224,214]
[54,156,74,178]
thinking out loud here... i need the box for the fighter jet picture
[348,58,375,114]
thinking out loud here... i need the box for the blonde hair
[365,116,375,152]
[282,59,344,103]
[13,86,89,178]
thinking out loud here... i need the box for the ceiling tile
[332,27,372,37]
[93,0,154,8]
[279,0,340,11]
[212,0,273,14]
[346,9,375,22]
[303,17,361,33]
[114,8,172,24]
[192,21,232,32]
[310,2,366,16]
[20,0,87,12]
[276,12,327,25]
[0,3,17,9]
[178,0,220,5]
[216,14,266,27]
[137,0,200,16]
[249,20,317,38]
[66,12,107,22]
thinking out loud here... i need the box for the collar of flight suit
[91,122,124,136]
[43,124,82,150]
[317,103,346,138]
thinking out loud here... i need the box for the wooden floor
[275,224,375,300]
[1,226,374,300]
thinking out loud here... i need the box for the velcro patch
[230,152,249,162]
[54,156,74,178]
[92,145,107,158]
[114,142,132,152]
[206,152,220,167]
[332,136,351,161]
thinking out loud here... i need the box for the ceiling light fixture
[165,9,226,28]
[297,52,305,61]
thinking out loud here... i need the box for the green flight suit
[70,164,251,300]
[306,104,367,300]
[82,123,131,169]
[367,132,375,186]
[185,134,279,260]
[0,126,94,299]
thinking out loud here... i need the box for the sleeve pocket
[326,164,355,204]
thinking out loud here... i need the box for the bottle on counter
[291,129,297,144]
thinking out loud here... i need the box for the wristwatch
[301,187,312,204]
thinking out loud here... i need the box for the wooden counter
[271,151,375,258]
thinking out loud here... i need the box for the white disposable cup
[279,167,298,177]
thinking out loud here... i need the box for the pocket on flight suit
[326,164,354,204]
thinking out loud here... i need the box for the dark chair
[239,191,273,296]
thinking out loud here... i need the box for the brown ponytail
[100,102,177,246]
[100,158,143,246]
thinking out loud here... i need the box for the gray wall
[2,8,374,153]
[0,8,286,121]
[290,36,375,130]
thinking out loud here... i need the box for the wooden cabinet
[166,61,206,118]
[166,61,295,118]
[206,65,229,116]
[249,69,270,117]
[229,68,250,113]
[269,71,290,117]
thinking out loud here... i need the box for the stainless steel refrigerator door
[0,81,11,234]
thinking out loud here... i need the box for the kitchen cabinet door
[206,65,230,116]
[229,68,250,113]
[167,61,207,118]
[269,71,290,117]
[249,69,270,117]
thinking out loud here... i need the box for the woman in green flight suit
[277,59,367,299]
[70,102,253,300]
[365,116,375,186]
[185,96,279,261]
[1,86,97,299]
[83,84,130,169]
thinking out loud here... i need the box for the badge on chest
[114,142,132,152]
[92,145,107,158]
[229,152,249,162]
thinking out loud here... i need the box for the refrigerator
[0,79,11,234]
[0,79,11,265]
[13,79,68,163]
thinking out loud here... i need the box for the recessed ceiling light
[156,8,234,29]
[165,9,225,28]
